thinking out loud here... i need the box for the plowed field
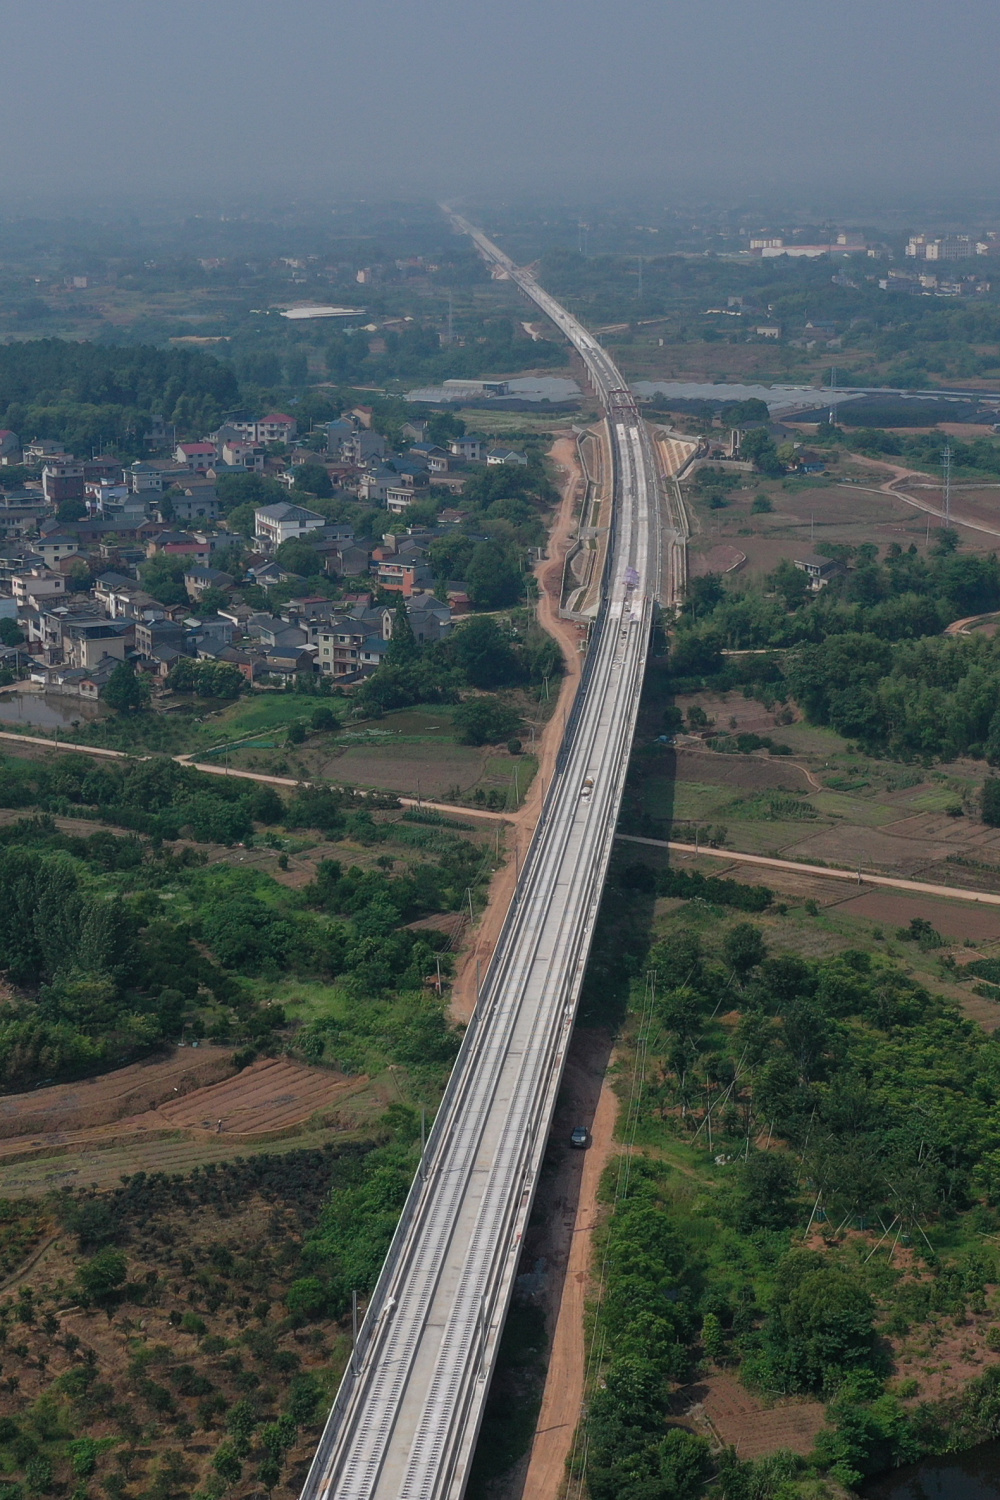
[149,1056,357,1134]
[0,1047,235,1140]
[674,1373,826,1459]
[0,1057,369,1198]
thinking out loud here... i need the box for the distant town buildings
[748,231,867,259]
[906,234,976,261]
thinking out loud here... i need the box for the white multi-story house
[253,502,325,550]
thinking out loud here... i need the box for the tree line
[578,883,1000,1497]
[0,753,493,1088]
[671,532,1000,762]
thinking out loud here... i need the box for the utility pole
[636,257,643,301]
[828,365,837,426]
[942,444,952,528]
[446,293,453,345]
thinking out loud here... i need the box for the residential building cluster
[0,406,527,700]
[878,268,992,297]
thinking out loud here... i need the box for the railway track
[299,213,687,1500]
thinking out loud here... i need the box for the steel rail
[299,212,683,1500]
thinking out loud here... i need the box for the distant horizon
[3,0,999,205]
[3,188,1000,235]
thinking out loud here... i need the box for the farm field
[682,460,1000,588]
[672,1372,826,1460]
[0,1119,360,1199]
[0,1047,236,1141]
[606,333,848,387]
[637,696,1000,892]
[0,1057,381,1199]
[0,1146,356,1498]
[193,702,542,808]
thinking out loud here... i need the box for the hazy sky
[4,0,1000,202]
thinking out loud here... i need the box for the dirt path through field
[449,434,586,1022]
[617,832,1000,905]
[842,460,1000,542]
[521,1057,620,1500]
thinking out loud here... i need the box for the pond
[863,1442,1000,1500]
[0,691,106,731]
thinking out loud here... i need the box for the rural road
[0,728,512,824]
[448,433,587,1021]
[521,1058,620,1500]
[843,458,1000,541]
[617,833,1000,907]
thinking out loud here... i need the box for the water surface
[0,692,105,730]
[863,1442,1000,1500]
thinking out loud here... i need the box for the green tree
[725,1150,798,1233]
[140,552,192,605]
[57,497,87,522]
[226,503,258,539]
[983,777,1000,826]
[740,426,784,476]
[466,541,521,609]
[275,538,322,576]
[293,463,333,498]
[723,922,766,981]
[0,618,24,647]
[103,661,150,714]
[286,1276,329,1319]
[214,470,287,515]
[427,411,465,445]
[197,586,229,615]
[761,1251,879,1393]
[770,558,810,611]
[76,1247,127,1302]
[450,615,522,688]
[212,1442,242,1486]
[310,705,337,731]
[453,697,520,746]
[386,601,418,667]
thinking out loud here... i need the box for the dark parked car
[570,1126,589,1149]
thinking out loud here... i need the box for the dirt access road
[846,459,1000,542]
[617,832,1000,907]
[520,1034,619,1499]
[448,433,588,1022]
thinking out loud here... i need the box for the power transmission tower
[828,365,837,426]
[942,444,952,528]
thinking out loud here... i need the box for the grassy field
[191,692,350,746]
[633,726,1000,887]
[212,701,540,808]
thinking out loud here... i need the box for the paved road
[296,218,682,1499]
